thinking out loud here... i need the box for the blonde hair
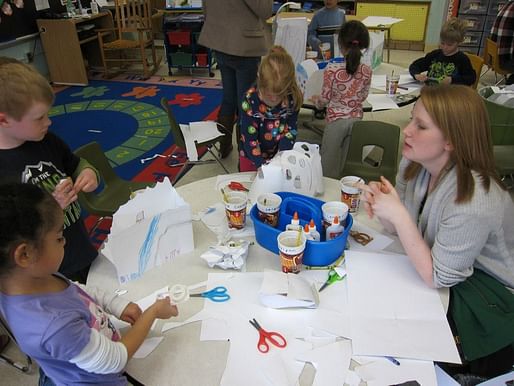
[0,59,54,121]
[404,85,504,203]
[257,45,303,111]
[440,18,466,44]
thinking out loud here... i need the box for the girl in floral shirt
[239,46,303,171]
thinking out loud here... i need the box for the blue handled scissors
[249,318,287,353]
[190,286,230,302]
[318,268,346,292]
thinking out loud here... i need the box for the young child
[0,183,178,385]
[409,18,476,86]
[307,0,346,59]
[0,59,98,284]
[311,20,372,179]
[239,45,303,172]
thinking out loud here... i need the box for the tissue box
[250,192,352,267]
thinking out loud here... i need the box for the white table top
[87,174,446,385]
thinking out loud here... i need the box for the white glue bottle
[91,0,99,15]
[303,224,314,241]
[325,215,344,241]
[286,211,302,232]
[309,219,321,241]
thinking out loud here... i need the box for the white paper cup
[223,191,247,229]
[340,176,364,213]
[321,201,349,230]
[257,193,282,227]
[277,230,306,274]
[386,74,400,96]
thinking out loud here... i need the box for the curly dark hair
[0,183,61,275]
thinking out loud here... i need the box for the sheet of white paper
[366,94,400,111]
[132,336,164,359]
[491,86,514,94]
[346,251,460,363]
[215,173,254,193]
[477,370,514,385]
[371,74,387,88]
[435,364,460,386]
[296,340,352,386]
[348,221,394,251]
[355,357,437,386]
[179,123,199,161]
[275,17,308,66]
[362,16,403,27]
[189,121,225,143]
[259,270,319,309]
[35,0,50,11]
[137,286,169,311]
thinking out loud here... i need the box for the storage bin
[250,191,353,267]
[167,30,191,45]
[459,0,489,14]
[479,87,514,145]
[461,30,482,46]
[170,52,193,66]
[459,15,485,30]
[488,0,508,15]
[196,53,208,66]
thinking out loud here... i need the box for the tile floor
[0,48,507,386]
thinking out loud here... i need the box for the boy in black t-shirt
[0,59,99,284]
[409,18,476,86]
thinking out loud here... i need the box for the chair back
[114,0,153,35]
[341,120,400,183]
[483,38,510,76]
[160,97,187,150]
[464,52,484,89]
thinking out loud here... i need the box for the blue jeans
[39,367,56,386]
[214,51,260,119]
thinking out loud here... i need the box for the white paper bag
[102,178,194,283]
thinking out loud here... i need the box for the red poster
[447,0,460,19]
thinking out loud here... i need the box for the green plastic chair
[160,97,229,183]
[74,141,154,233]
[341,120,400,184]
[479,87,514,146]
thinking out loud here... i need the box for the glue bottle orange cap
[292,211,299,224]
[333,215,339,224]
[309,219,316,229]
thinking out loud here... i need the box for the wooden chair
[482,38,510,85]
[97,0,161,79]
[160,97,229,184]
[464,52,484,89]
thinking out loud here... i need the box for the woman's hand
[120,302,143,325]
[52,177,78,209]
[414,73,428,82]
[74,168,98,193]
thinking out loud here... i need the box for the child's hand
[120,302,142,325]
[414,73,428,82]
[52,177,78,209]
[74,168,98,193]
[151,297,179,320]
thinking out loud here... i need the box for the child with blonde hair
[239,45,303,172]
[409,18,476,86]
[311,20,372,179]
[0,183,178,385]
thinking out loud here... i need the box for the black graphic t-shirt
[409,49,476,86]
[0,132,97,276]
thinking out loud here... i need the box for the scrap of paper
[133,336,164,359]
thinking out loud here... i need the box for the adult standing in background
[307,0,346,58]
[490,1,514,85]
[199,0,273,159]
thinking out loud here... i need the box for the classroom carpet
[50,77,222,246]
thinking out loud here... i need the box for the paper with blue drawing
[101,177,194,283]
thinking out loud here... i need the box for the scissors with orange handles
[249,318,287,353]
[227,181,249,192]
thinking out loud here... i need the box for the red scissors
[249,318,287,353]
[227,181,249,192]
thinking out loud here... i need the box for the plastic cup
[340,176,364,213]
[386,73,400,95]
[321,201,349,230]
[277,230,307,274]
[256,193,282,228]
[319,42,331,61]
[223,191,248,229]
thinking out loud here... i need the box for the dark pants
[214,51,260,120]
[39,367,56,386]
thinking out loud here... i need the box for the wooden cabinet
[37,12,114,86]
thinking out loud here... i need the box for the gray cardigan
[396,158,514,290]
[198,0,272,58]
